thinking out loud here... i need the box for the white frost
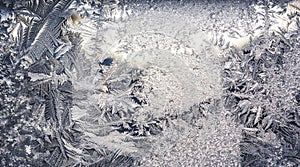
[25,145,31,155]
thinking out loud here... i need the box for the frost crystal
[1,0,299,166]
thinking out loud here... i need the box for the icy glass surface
[1,0,299,166]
